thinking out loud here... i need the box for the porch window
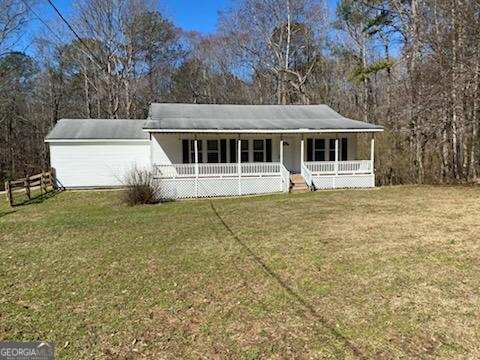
[314,139,325,161]
[253,140,264,162]
[241,140,249,162]
[207,140,219,163]
[329,139,336,161]
[189,140,203,163]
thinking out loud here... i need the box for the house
[45,103,383,199]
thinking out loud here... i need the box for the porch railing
[301,162,313,187]
[153,162,282,179]
[305,160,373,175]
[280,164,290,192]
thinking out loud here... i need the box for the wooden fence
[4,171,56,207]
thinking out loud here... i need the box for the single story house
[45,103,383,199]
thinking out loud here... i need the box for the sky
[24,0,340,41]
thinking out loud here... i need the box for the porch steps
[290,174,310,193]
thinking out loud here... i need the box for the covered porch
[150,132,377,199]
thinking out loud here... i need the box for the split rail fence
[4,171,56,207]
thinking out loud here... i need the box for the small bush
[121,168,160,206]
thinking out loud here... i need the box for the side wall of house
[49,140,151,188]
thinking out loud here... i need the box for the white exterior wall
[151,133,283,164]
[151,133,357,167]
[49,140,150,188]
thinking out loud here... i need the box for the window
[341,138,348,161]
[207,140,219,163]
[314,139,325,161]
[329,139,336,161]
[241,140,249,162]
[253,140,264,162]
[189,140,203,163]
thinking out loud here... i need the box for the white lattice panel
[156,178,196,199]
[155,176,283,199]
[312,175,374,190]
[197,178,239,197]
[335,174,374,188]
[312,177,335,189]
[240,177,283,195]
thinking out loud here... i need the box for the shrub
[121,167,160,206]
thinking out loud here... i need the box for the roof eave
[142,128,384,134]
[45,138,150,143]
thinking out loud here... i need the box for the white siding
[151,133,284,165]
[49,141,150,188]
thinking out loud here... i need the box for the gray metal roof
[45,119,149,140]
[145,103,383,132]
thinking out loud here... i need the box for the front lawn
[1,186,479,358]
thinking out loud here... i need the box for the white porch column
[300,138,304,168]
[335,138,339,175]
[279,138,284,166]
[370,133,375,174]
[194,139,199,197]
[237,138,242,195]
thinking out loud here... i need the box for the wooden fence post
[5,181,13,207]
[24,176,31,200]
[40,171,46,194]
[50,168,58,190]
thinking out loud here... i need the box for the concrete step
[290,187,310,193]
[289,174,310,193]
[292,184,308,190]
[290,174,304,182]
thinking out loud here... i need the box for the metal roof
[45,119,149,141]
[145,103,383,132]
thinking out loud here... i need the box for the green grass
[1,186,480,358]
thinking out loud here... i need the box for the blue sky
[25,0,339,38]
[14,0,340,56]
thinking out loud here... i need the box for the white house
[45,103,383,199]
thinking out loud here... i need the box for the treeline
[1,0,479,185]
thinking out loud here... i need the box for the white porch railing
[280,164,290,192]
[153,162,282,179]
[301,162,313,187]
[305,160,372,175]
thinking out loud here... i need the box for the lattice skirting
[155,176,284,199]
[312,174,375,189]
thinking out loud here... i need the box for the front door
[283,136,301,173]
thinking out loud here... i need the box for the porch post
[370,133,375,174]
[335,138,339,175]
[333,138,339,188]
[279,138,284,167]
[194,139,199,197]
[300,137,304,169]
[237,138,241,195]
